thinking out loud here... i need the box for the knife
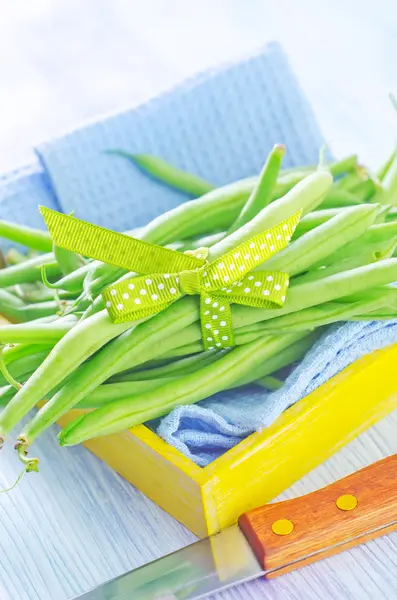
[75,454,397,599]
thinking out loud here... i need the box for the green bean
[1,342,53,365]
[53,245,85,276]
[0,357,21,389]
[232,330,321,387]
[295,236,397,284]
[311,222,397,269]
[114,349,229,382]
[82,332,318,407]
[233,258,397,330]
[107,150,215,197]
[41,262,92,292]
[327,154,358,177]
[0,220,52,252]
[374,205,392,223]
[209,170,333,260]
[377,148,397,181]
[0,289,27,321]
[259,204,377,276]
[350,309,397,319]
[255,376,284,390]
[351,178,377,202]
[0,253,60,288]
[373,153,397,206]
[237,293,396,336]
[0,376,177,410]
[13,284,76,304]
[0,385,15,406]
[0,310,139,441]
[334,169,365,191]
[189,232,226,249]
[58,332,309,446]
[157,342,203,360]
[292,208,342,238]
[78,379,177,409]
[0,319,76,344]
[228,144,285,233]
[0,349,50,388]
[317,189,362,209]
[80,294,105,320]
[0,296,72,323]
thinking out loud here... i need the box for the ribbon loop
[41,206,301,351]
[179,270,202,295]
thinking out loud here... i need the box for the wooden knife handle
[238,454,397,578]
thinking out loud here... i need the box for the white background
[0,0,396,173]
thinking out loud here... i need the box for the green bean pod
[0,349,50,388]
[0,310,139,439]
[114,349,229,382]
[259,204,378,276]
[0,253,60,288]
[292,208,342,238]
[58,331,309,446]
[372,153,397,206]
[317,189,362,209]
[41,263,92,292]
[0,220,53,252]
[0,319,77,344]
[228,144,285,232]
[54,245,85,276]
[209,170,333,260]
[310,221,397,269]
[236,292,396,336]
[351,178,377,202]
[377,148,397,181]
[107,150,216,197]
[295,236,397,284]
[233,258,397,330]
[255,375,284,390]
[232,330,321,387]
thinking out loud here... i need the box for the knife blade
[74,453,397,599]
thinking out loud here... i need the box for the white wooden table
[1,1,397,598]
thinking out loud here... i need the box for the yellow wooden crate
[57,342,397,538]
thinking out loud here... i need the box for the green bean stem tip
[15,438,39,473]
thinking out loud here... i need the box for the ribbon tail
[201,293,234,351]
[40,207,206,274]
[103,272,184,323]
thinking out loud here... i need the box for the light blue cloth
[157,320,397,465]
[1,42,396,466]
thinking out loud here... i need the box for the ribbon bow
[40,207,300,350]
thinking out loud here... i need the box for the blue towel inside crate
[1,42,396,465]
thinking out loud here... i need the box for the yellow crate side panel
[201,343,397,533]
[57,411,208,537]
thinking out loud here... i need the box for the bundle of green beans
[0,142,397,475]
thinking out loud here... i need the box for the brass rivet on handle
[271,519,294,536]
[336,494,358,511]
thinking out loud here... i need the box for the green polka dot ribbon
[40,207,301,350]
